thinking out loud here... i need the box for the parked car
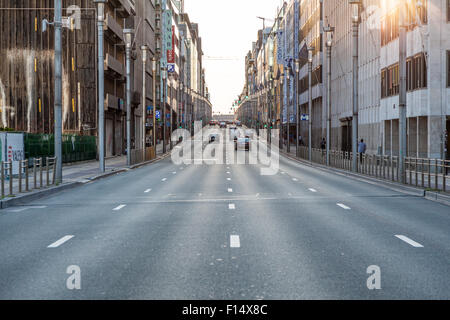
[220,122,227,128]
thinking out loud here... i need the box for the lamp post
[152,57,157,151]
[162,68,167,153]
[280,71,284,149]
[287,66,291,153]
[295,59,300,157]
[123,28,134,166]
[308,47,314,162]
[94,0,106,172]
[54,0,63,183]
[399,1,407,183]
[324,26,335,166]
[141,45,149,162]
[349,0,360,172]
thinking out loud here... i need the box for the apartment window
[447,51,450,87]
[406,58,412,91]
[381,69,387,98]
[448,0,450,22]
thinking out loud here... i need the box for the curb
[0,182,82,209]
[425,191,450,206]
[280,150,428,198]
[0,152,170,209]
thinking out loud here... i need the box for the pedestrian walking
[358,139,367,164]
[320,138,326,159]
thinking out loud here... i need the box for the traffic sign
[301,114,309,121]
[167,63,175,73]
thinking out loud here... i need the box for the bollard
[33,159,37,189]
[18,161,22,193]
[1,162,4,198]
[46,157,50,186]
[25,160,29,192]
[39,158,43,188]
[9,163,13,196]
[52,157,57,185]
[435,159,438,190]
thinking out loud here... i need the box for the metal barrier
[0,157,57,199]
[292,146,449,193]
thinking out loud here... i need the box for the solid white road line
[113,204,127,211]
[337,203,351,210]
[144,189,152,193]
[229,204,236,210]
[230,235,240,248]
[8,206,47,213]
[162,178,167,181]
[308,188,317,193]
[228,188,233,193]
[48,235,74,248]
[395,235,424,248]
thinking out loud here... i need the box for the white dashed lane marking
[228,188,233,193]
[48,235,74,248]
[395,235,424,248]
[308,188,317,193]
[113,204,127,211]
[337,203,351,210]
[144,189,152,193]
[229,204,236,210]
[230,235,240,248]
[162,178,167,182]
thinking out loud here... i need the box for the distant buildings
[0,0,212,157]
[236,0,450,160]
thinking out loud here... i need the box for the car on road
[219,122,227,128]
[235,137,250,151]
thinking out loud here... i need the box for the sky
[184,0,284,115]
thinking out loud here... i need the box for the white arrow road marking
[113,204,127,211]
[337,203,351,210]
[48,235,74,248]
[395,235,424,248]
[230,235,240,248]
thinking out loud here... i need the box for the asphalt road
[1,136,450,299]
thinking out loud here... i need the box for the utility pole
[324,26,335,166]
[54,0,63,183]
[152,58,157,151]
[124,29,134,166]
[162,68,167,153]
[141,45,149,162]
[295,59,300,157]
[350,0,360,172]
[308,47,314,162]
[399,2,407,183]
[94,0,106,173]
[287,67,291,153]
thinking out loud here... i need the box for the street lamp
[94,0,107,173]
[152,57,157,151]
[349,0,361,172]
[123,28,134,166]
[324,26,335,167]
[295,59,300,157]
[141,45,149,162]
[287,65,292,153]
[161,67,167,152]
[307,46,314,162]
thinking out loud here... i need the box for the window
[381,69,387,98]
[448,0,450,22]
[447,51,450,87]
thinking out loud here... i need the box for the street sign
[301,114,309,121]
[164,10,173,51]
[167,63,175,73]
[156,110,161,120]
